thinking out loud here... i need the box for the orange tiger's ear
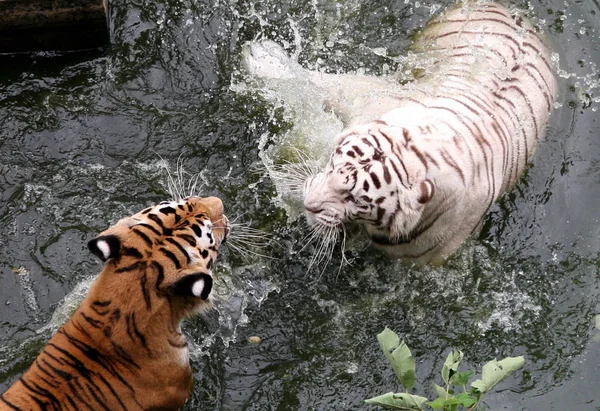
[88,235,121,262]
[417,179,435,204]
[171,273,213,300]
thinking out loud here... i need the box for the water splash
[188,263,280,359]
[233,40,344,218]
[36,275,97,335]
[477,289,542,333]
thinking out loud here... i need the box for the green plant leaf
[442,350,464,385]
[450,370,474,386]
[471,379,486,393]
[433,384,447,399]
[426,398,445,409]
[470,356,525,394]
[456,392,477,407]
[377,328,417,390]
[377,327,401,364]
[365,392,428,410]
[443,397,461,406]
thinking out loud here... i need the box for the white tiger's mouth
[306,209,343,228]
[317,214,342,227]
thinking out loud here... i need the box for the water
[1,0,599,409]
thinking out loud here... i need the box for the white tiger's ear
[417,179,435,204]
[88,235,121,262]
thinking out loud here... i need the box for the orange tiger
[1,196,229,410]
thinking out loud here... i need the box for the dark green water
[1,0,599,409]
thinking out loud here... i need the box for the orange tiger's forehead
[90,196,229,268]
[125,197,228,249]
[133,197,226,231]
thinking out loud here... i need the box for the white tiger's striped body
[301,2,557,264]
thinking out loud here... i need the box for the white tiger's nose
[304,185,324,211]
[305,205,324,214]
[303,174,326,207]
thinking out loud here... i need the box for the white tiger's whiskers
[335,224,350,280]
[298,220,351,280]
[268,149,321,198]
[304,224,340,279]
[310,226,338,280]
[297,224,326,255]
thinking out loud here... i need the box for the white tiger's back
[413,2,557,181]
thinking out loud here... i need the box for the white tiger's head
[303,125,435,243]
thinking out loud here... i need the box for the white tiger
[244,1,557,265]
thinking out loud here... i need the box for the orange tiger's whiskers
[161,154,205,201]
[223,221,274,261]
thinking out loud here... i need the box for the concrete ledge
[0,0,109,53]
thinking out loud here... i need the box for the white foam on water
[477,289,542,333]
[238,41,344,162]
[12,266,39,314]
[233,41,345,219]
[36,275,97,335]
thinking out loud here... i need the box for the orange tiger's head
[87,196,230,316]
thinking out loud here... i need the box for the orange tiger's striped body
[1,196,229,410]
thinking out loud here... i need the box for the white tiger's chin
[390,214,423,240]
[307,212,342,229]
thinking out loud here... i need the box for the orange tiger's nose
[200,196,224,220]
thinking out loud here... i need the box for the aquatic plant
[366,328,525,410]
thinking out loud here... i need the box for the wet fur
[1,197,229,410]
